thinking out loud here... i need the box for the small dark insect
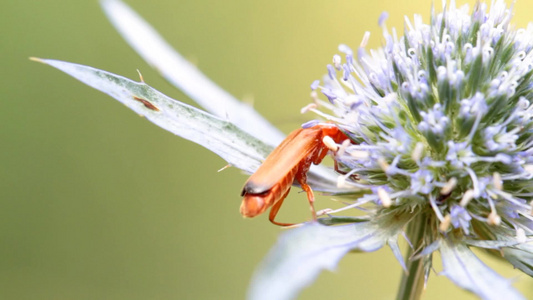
[132,96,160,111]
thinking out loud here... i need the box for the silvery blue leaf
[100,0,284,146]
[503,244,533,277]
[248,213,410,300]
[32,58,269,174]
[440,238,525,300]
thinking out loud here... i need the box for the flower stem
[396,212,427,300]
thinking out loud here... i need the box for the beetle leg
[295,173,317,221]
[334,160,359,181]
[268,189,294,226]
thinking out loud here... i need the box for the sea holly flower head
[34,0,532,299]
[314,0,533,239]
[292,0,533,298]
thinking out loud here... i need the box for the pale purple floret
[411,169,434,195]
[321,88,337,103]
[301,120,320,129]
[483,125,518,152]
[418,104,449,137]
[327,64,336,80]
[378,11,388,27]
[310,80,320,90]
[450,205,472,234]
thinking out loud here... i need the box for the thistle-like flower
[321,0,533,229]
[298,1,533,299]
[34,0,532,299]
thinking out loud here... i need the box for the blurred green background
[2,0,532,299]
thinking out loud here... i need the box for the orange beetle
[240,124,350,226]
